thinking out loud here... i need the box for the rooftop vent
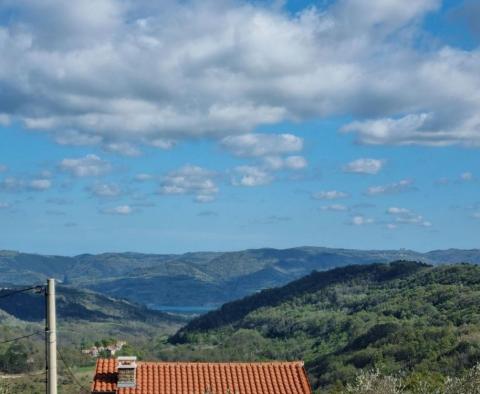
[117,356,137,388]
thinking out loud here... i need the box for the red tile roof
[92,359,313,394]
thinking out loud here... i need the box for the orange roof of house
[91,359,313,394]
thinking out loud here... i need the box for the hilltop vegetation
[1,247,480,308]
[156,262,480,392]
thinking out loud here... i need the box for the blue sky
[0,0,479,255]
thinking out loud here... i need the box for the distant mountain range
[1,247,480,308]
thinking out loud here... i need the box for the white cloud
[232,166,273,187]
[160,165,218,202]
[221,134,303,157]
[320,204,348,211]
[0,114,10,126]
[29,179,52,190]
[386,223,397,230]
[90,183,121,197]
[460,172,474,181]
[147,139,176,150]
[313,190,349,200]
[230,152,306,188]
[0,176,51,192]
[284,155,308,170]
[0,165,7,172]
[60,154,111,177]
[103,142,141,157]
[134,173,153,182]
[366,179,414,196]
[387,206,432,227]
[3,0,477,149]
[387,207,411,215]
[55,130,102,146]
[102,205,134,215]
[263,155,308,171]
[350,215,374,226]
[343,158,385,175]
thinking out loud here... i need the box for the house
[91,356,313,394]
[82,341,127,358]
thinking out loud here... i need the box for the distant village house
[83,341,127,358]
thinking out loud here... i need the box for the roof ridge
[92,359,312,393]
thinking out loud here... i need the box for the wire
[0,331,43,345]
[0,285,44,299]
[56,348,91,394]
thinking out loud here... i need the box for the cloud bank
[1,0,479,152]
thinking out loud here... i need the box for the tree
[1,342,30,374]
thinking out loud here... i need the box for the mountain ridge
[1,246,480,308]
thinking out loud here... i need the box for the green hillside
[0,285,183,324]
[0,286,185,394]
[2,247,480,308]
[164,262,480,392]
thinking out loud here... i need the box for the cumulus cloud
[313,190,349,200]
[387,206,432,227]
[160,165,218,202]
[59,154,111,177]
[101,205,134,215]
[343,158,385,175]
[350,215,374,226]
[232,165,273,187]
[366,179,415,196]
[0,176,51,192]
[29,179,52,190]
[3,0,478,150]
[387,207,411,215]
[263,155,308,171]
[89,182,121,197]
[103,142,141,157]
[221,134,303,157]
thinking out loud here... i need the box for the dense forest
[153,261,480,392]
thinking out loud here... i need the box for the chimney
[117,356,137,388]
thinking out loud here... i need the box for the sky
[0,0,479,255]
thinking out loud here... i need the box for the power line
[0,285,44,299]
[56,348,90,394]
[0,331,42,345]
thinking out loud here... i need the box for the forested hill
[0,285,182,324]
[168,262,480,391]
[1,247,480,308]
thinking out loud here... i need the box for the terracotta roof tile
[91,359,312,394]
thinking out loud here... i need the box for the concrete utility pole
[46,278,58,394]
